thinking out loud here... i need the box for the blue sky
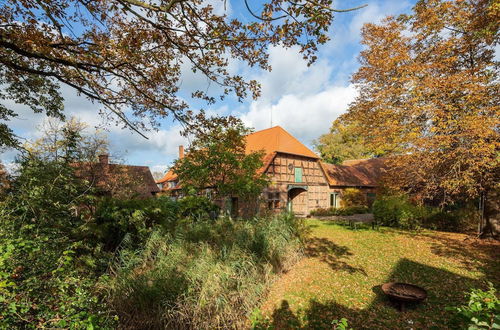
[1,0,417,175]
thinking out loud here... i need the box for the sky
[1,0,417,175]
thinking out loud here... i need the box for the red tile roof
[321,158,387,187]
[156,169,177,184]
[245,126,319,159]
[155,127,385,189]
[74,162,160,198]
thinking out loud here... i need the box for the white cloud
[240,84,357,146]
[204,0,232,16]
[252,45,333,103]
[327,1,411,52]
[150,164,169,175]
[235,43,357,147]
[0,159,19,174]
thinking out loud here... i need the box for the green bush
[92,196,220,251]
[448,283,499,329]
[93,196,180,250]
[372,195,424,229]
[105,213,306,329]
[177,195,220,220]
[340,188,367,207]
[372,194,473,232]
[0,159,115,328]
[422,210,462,232]
[310,205,370,217]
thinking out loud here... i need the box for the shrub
[344,205,370,215]
[310,206,370,217]
[422,210,462,232]
[373,194,475,232]
[448,283,499,329]
[341,188,367,207]
[310,207,334,216]
[422,204,479,232]
[372,195,428,229]
[372,195,424,229]
[92,196,180,250]
[0,158,116,328]
[177,195,220,220]
[105,213,305,329]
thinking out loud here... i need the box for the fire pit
[381,282,427,311]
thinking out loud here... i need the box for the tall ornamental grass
[105,213,306,329]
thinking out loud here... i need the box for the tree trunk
[479,190,499,239]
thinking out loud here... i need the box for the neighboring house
[74,154,160,199]
[156,146,183,197]
[157,126,386,216]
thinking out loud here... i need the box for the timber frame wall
[260,153,376,216]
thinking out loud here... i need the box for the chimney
[179,145,184,159]
[98,154,109,165]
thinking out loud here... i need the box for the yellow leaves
[343,0,499,202]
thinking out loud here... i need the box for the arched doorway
[287,186,308,215]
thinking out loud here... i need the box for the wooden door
[289,188,307,215]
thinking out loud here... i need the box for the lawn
[257,219,500,329]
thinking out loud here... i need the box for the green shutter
[294,167,303,183]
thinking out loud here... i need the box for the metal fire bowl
[381,282,428,304]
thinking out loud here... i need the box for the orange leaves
[343,0,499,205]
[0,0,345,147]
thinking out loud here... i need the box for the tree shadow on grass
[305,237,367,275]
[397,231,500,287]
[255,299,360,330]
[257,258,485,329]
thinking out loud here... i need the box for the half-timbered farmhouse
[157,126,385,216]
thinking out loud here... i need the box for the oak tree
[1,0,365,147]
[343,0,499,236]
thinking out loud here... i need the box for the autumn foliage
[0,0,362,147]
[342,0,499,234]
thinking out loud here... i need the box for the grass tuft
[105,213,305,329]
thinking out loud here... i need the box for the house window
[330,192,339,208]
[268,192,280,209]
[367,192,376,206]
[294,167,303,183]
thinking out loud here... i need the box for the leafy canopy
[173,112,268,199]
[0,0,365,147]
[343,0,499,205]
[314,118,379,164]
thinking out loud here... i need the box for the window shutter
[294,167,303,183]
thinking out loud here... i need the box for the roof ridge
[246,125,282,137]
[110,163,150,168]
[277,126,318,158]
[343,157,386,164]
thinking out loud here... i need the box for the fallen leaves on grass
[259,220,500,329]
